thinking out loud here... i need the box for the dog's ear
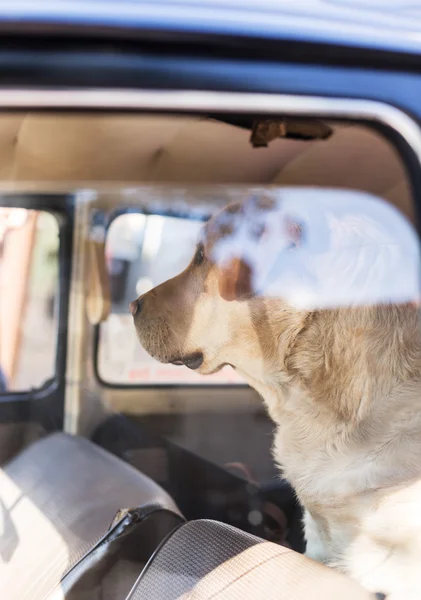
[218,257,253,301]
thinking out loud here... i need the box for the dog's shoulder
[287,304,421,421]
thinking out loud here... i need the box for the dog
[130,190,421,599]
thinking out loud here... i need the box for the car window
[0,208,59,392]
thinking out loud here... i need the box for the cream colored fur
[132,199,421,599]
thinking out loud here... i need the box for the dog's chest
[273,419,355,502]
[267,388,373,503]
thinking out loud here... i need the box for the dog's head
[130,193,308,388]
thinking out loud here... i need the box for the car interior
[0,109,416,599]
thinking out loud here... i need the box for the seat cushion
[127,520,372,600]
[0,432,180,600]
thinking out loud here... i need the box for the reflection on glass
[208,189,420,309]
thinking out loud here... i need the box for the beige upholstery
[0,432,180,600]
[127,520,373,600]
[0,114,413,221]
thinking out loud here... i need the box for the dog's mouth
[170,352,204,370]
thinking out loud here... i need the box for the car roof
[1,0,421,57]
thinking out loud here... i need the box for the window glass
[0,208,59,392]
[97,182,421,389]
[0,108,420,560]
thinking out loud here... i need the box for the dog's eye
[193,243,205,266]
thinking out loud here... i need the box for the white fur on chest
[267,384,421,599]
[337,481,421,599]
[271,386,372,501]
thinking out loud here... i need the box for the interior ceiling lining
[0,113,412,221]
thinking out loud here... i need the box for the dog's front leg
[303,509,330,563]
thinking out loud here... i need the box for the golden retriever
[130,191,421,600]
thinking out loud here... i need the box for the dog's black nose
[183,352,204,370]
[129,297,143,317]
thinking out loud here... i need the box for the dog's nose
[129,297,143,317]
